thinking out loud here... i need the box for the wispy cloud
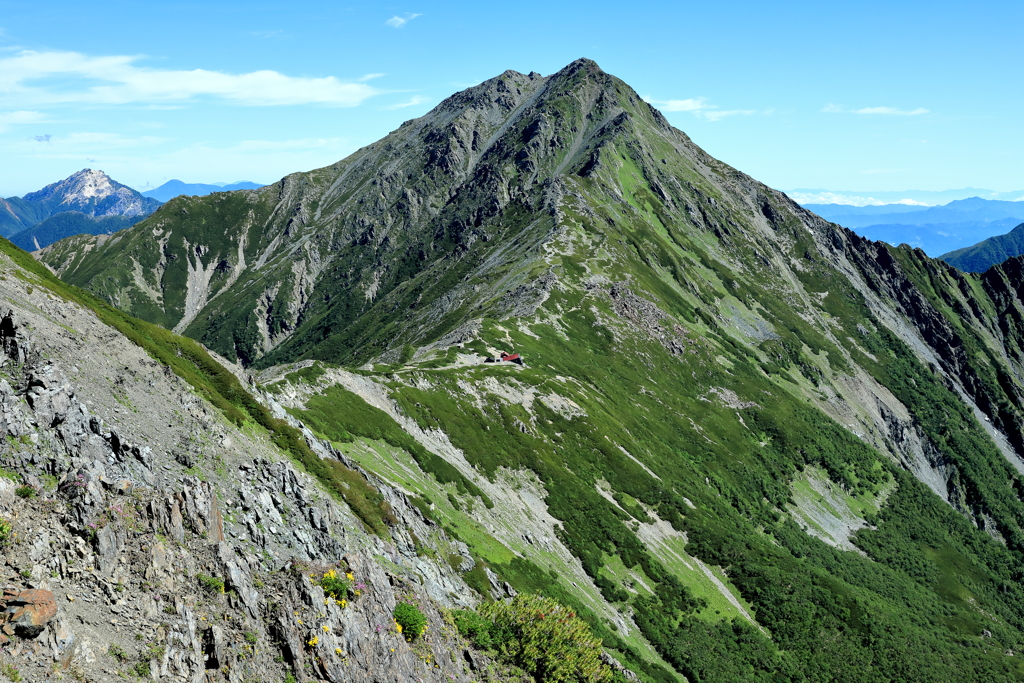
[855,106,928,116]
[644,96,758,122]
[0,110,47,132]
[384,95,430,110]
[823,103,929,116]
[656,98,706,112]
[787,191,931,207]
[358,73,386,82]
[385,13,423,28]
[0,50,381,108]
[31,134,50,143]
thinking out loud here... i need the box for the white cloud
[0,50,381,108]
[855,106,929,116]
[786,192,894,206]
[823,103,929,116]
[385,13,423,28]
[656,98,706,112]
[644,96,757,122]
[384,95,430,110]
[358,73,386,82]
[0,110,46,132]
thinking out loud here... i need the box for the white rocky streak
[173,239,221,333]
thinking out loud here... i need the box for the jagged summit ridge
[25,169,114,203]
[38,58,707,366]
[23,168,155,218]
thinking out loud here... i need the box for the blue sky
[1,0,1021,201]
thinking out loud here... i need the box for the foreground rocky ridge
[0,249,538,682]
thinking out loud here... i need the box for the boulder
[2,588,58,638]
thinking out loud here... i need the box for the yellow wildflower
[395,623,403,633]
[307,635,319,647]
[335,648,342,655]
[321,625,330,633]
[346,572,354,580]
[340,599,347,608]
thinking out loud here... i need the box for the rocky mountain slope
[31,58,1024,681]
[1,170,160,246]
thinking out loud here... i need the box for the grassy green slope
[269,163,1024,680]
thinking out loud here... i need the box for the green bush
[479,594,613,683]
[393,601,428,641]
[107,644,129,662]
[0,519,12,546]
[196,573,225,594]
[452,609,496,649]
[317,568,351,601]
[14,486,35,499]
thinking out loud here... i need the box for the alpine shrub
[393,602,428,641]
[479,594,613,683]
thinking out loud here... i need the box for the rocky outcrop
[0,260,505,682]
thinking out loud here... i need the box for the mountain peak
[1,168,162,243]
[24,168,120,205]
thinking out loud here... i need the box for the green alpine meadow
[34,59,1024,681]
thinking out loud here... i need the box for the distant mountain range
[0,169,161,249]
[789,187,1024,206]
[142,179,263,202]
[0,172,264,251]
[800,196,1024,256]
[807,197,1024,228]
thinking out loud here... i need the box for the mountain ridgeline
[141,179,264,202]
[34,59,1024,681]
[942,221,1024,272]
